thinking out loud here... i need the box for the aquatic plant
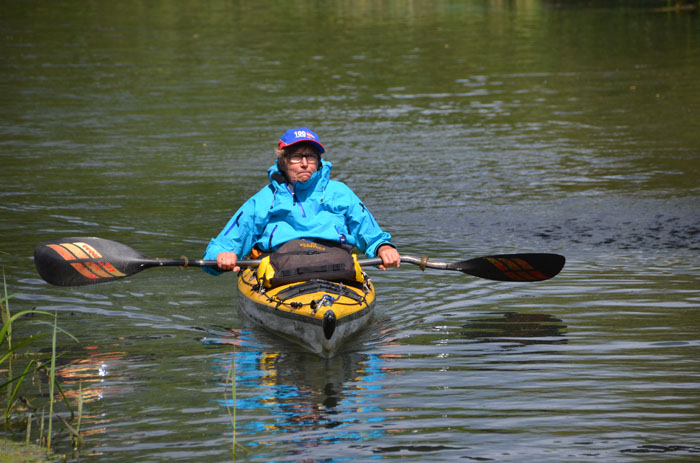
[224,350,248,459]
[0,271,80,452]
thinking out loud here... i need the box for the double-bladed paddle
[34,237,565,287]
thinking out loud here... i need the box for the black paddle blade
[34,237,150,286]
[450,253,565,282]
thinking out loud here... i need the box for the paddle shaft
[359,256,449,270]
[151,256,449,271]
[136,257,257,269]
[131,256,427,270]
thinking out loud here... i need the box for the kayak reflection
[212,349,390,448]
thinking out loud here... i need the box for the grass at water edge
[0,438,62,462]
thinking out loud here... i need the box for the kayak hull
[237,267,376,357]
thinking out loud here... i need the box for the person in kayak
[204,127,401,274]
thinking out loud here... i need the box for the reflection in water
[50,347,132,440]
[55,349,128,403]
[461,312,567,345]
[212,349,390,458]
[202,327,262,351]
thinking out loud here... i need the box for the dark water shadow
[460,311,568,346]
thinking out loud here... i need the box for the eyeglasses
[287,153,319,164]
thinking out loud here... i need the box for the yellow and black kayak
[237,266,376,358]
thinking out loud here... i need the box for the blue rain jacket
[203,160,394,275]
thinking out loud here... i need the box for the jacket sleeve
[343,187,395,258]
[202,191,268,275]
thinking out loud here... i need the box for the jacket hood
[267,159,333,191]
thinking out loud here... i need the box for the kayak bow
[236,267,375,357]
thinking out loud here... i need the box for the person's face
[283,144,320,183]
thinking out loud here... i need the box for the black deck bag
[261,239,358,288]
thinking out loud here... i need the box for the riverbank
[0,440,62,463]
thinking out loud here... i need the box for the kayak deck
[237,267,376,357]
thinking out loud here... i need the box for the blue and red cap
[278,127,325,154]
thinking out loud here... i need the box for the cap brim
[278,139,325,154]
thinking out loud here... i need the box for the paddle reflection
[213,349,390,452]
[460,311,567,345]
[52,347,129,403]
[48,347,131,440]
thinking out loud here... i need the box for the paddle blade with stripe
[34,236,252,286]
[34,237,157,286]
[449,253,565,282]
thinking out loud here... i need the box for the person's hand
[377,245,400,271]
[217,252,240,272]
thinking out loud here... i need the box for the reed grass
[2,271,12,351]
[1,271,80,454]
[75,382,84,449]
[46,312,57,450]
[224,350,247,459]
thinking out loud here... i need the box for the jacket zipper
[285,184,306,218]
[224,211,243,236]
[334,225,346,244]
[268,225,278,250]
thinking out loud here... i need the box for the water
[2,1,699,461]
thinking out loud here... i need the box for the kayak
[237,266,376,357]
